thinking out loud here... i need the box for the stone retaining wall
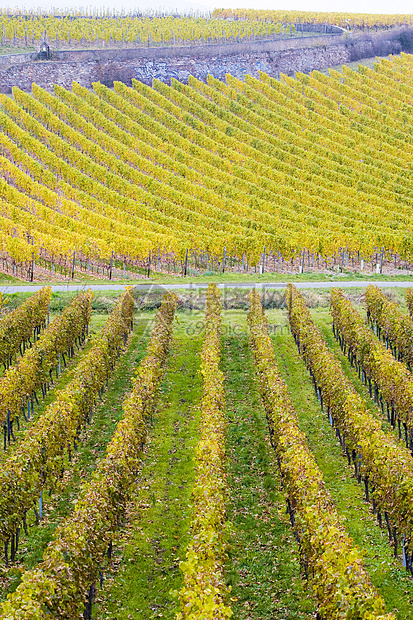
[0,27,410,93]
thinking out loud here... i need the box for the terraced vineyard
[213,8,413,29]
[0,8,409,51]
[1,53,413,278]
[0,283,413,618]
[0,12,287,50]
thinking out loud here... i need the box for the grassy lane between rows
[94,311,203,620]
[0,311,154,599]
[266,308,413,619]
[222,310,316,620]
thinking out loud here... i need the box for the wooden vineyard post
[71,251,76,279]
[300,248,305,273]
[147,249,151,278]
[109,250,113,280]
[183,248,189,276]
[84,583,95,620]
[222,247,226,273]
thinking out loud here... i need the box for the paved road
[1,280,413,293]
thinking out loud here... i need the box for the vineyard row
[1,286,413,617]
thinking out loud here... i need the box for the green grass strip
[222,310,316,620]
[94,311,203,620]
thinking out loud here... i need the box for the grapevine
[331,288,413,438]
[248,289,393,620]
[0,290,177,619]
[0,287,134,559]
[365,284,413,368]
[177,284,231,620]
[0,286,50,369]
[287,283,413,572]
[0,289,92,447]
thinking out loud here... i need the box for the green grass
[267,307,413,618]
[320,53,399,75]
[158,268,413,284]
[0,311,154,598]
[3,268,413,288]
[222,310,316,619]
[143,271,413,286]
[0,45,35,55]
[1,289,97,314]
[94,312,203,620]
[1,290,126,315]
[0,273,20,283]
